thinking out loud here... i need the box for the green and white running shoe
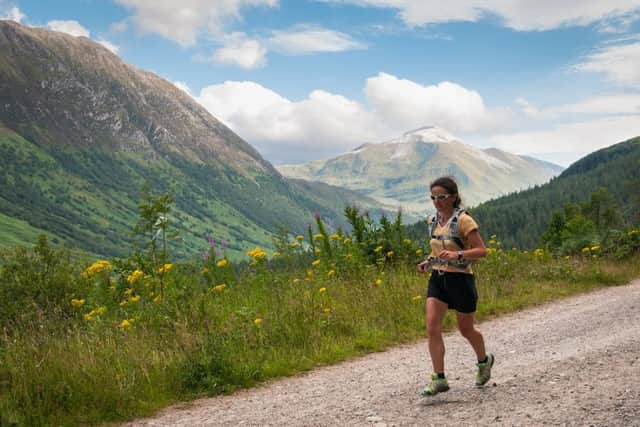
[420,374,450,397]
[475,353,495,386]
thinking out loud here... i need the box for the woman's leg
[456,311,486,361]
[426,297,448,373]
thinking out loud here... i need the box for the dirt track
[124,280,640,426]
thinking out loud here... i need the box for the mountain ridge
[277,126,564,216]
[0,20,381,257]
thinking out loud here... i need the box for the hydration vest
[427,207,472,270]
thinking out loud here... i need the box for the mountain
[0,20,380,258]
[407,136,640,249]
[276,126,563,217]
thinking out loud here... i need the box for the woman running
[417,176,494,396]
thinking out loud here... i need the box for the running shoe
[420,374,450,397]
[475,353,495,386]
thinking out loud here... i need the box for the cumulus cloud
[173,81,194,96]
[365,72,506,133]
[46,20,90,37]
[196,80,385,162]
[114,0,278,47]
[320,0,640,31]
[1,5,24,22]
[193,73,508,162]
[97,39,120,54]
[44,20,120,54]
[267,25,366,54]
[489,114,640,165]
[575,37,640,86]
[212,32,267,69]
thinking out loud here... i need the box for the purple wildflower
[207,236,215,247]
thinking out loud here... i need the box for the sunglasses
[430,194,453,201]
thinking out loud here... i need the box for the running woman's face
[430,185,456,212]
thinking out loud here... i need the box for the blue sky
[3,0,640,166]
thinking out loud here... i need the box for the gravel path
[124,280,640,426]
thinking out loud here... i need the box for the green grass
[1,237,639,426]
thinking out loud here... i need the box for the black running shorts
[427,270,478,313]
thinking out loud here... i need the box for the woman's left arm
[462,229,487,260]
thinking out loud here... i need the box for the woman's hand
[438,250,458,260]
[417,259,431,273]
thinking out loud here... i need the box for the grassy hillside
[0,129,377,258]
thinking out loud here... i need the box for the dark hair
[430,176,462,208]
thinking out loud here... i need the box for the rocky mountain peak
[396,125,460,144]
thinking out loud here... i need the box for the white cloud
[321,0,640,31]
[268,25,366,54]
[575,37,640,86]
[44,20,120,54]
[365,72,507,133]
[1,5,24,22]
[547,93,640,115]
[212,32,267,69]
[114,0,278,47]
[97,39,120,54]
[46,20,90,37]
[193,73,508,162]
[489,115,640,165]
[173,81,194,96]
[196,80,385,162]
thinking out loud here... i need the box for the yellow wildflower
[153,295,162,303]
[216,259,229,267]
[306,269,314,277]
[323,307,331,313]
[296,235,305,241]
[83,313,94,321]
[313,233,324,240]
[292,278,300,285]
[581,247,591,253]
[83,260,112,278]
[120,300,128,307]
[250,260,258,267]
[416,249,423,256]
[312,259,321,266]
[343,238,352,245]
[386,251,394,258]
[289,242,300,248]
[246,247,267,259]
[70,298,85,308]
[157,263,173,274]
[628,229,639,236]
[404,239,412,245]
[119,319,132,330]
[374,245,383,253]
[533,249,544,257]
[129,295,141,303]
[201,267,210,274]
[375,279,382,286]
[315,248,321,255]
[327,270,335,277]
[124,288,134,296]
[272,251,281,258]
[212,284,227,293]
[329,234,340,241]
[564,256,571,260]
[590,245,601,251]
[254,318,263,326]
[127,269,144,284]
[319,287,327,293]
[412,295,422,301]
[94,306,106,315]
